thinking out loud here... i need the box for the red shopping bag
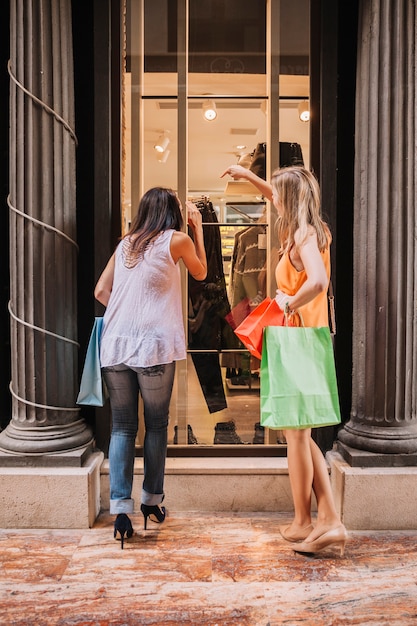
[225,297,252,330]
[234,297,285,360]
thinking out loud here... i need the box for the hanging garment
[188,199,237,350]
[230,224,267,306]
[227,226,250,301]
[188,200,238,412]
[223,220,269,372]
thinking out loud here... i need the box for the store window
[123,0,310,452]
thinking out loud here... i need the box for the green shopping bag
[260,325,341,429]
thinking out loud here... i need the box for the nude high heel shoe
[290,524,348,556]
[279,523,314,542]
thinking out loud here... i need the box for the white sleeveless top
[100,229,186,368]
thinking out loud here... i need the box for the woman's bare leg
[284,428,314,533]
[305,437,341,542]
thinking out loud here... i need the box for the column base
[329,450,417,530]
[337,441,417,467]
[0,450,104,528]
[0,444,94,468]
[0,419,94,456]
[338,420,417,455]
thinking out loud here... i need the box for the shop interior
[123,0,310,450]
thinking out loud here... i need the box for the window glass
[123,0,310,450]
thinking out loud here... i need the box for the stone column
[0,0,93,459]
[338,0,417,463]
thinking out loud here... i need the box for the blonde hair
[271,166,329,254]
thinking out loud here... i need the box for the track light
[298,100,310,122]
[154,131,170,153]
[157,149,170,163]
[202,99,217,121]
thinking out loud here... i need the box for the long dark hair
[125,187,183,258]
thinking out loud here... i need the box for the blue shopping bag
[76,317,107,406]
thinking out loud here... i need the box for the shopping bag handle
[284,309,304,327]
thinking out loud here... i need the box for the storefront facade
[79,0,357,457]
[1,0,417,529]
[0,0,357,463]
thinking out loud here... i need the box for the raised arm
[170,201,207,280]
[220,164,273,201]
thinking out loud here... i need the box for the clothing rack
[188,195,210,204]
[189,197,261,223]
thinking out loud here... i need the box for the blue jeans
[102,362,175,514]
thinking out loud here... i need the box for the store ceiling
[124,72,310,216]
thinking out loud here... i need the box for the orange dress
[275,242,330,328]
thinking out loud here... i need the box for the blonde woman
[221,165,347,555]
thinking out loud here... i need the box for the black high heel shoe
[113,513,134,549]
[140,503,166,530]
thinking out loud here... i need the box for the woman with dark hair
[95,188,207,547]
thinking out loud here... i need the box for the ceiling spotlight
[298,100,310,122]
[202,99,217,121]
[154,131,170,153]
[157,149,170,163]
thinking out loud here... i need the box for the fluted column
[0,0,93,456]
[338,0,417,457]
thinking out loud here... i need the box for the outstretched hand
[220,164,250,180]
[221,163,273,202]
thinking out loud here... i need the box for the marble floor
[0,511,416,626]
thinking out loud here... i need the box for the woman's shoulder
[170,230,195,263]
[170,230,190,246]
[114,239,124,257]
[294,225,317,247]
[152,229,176,246]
